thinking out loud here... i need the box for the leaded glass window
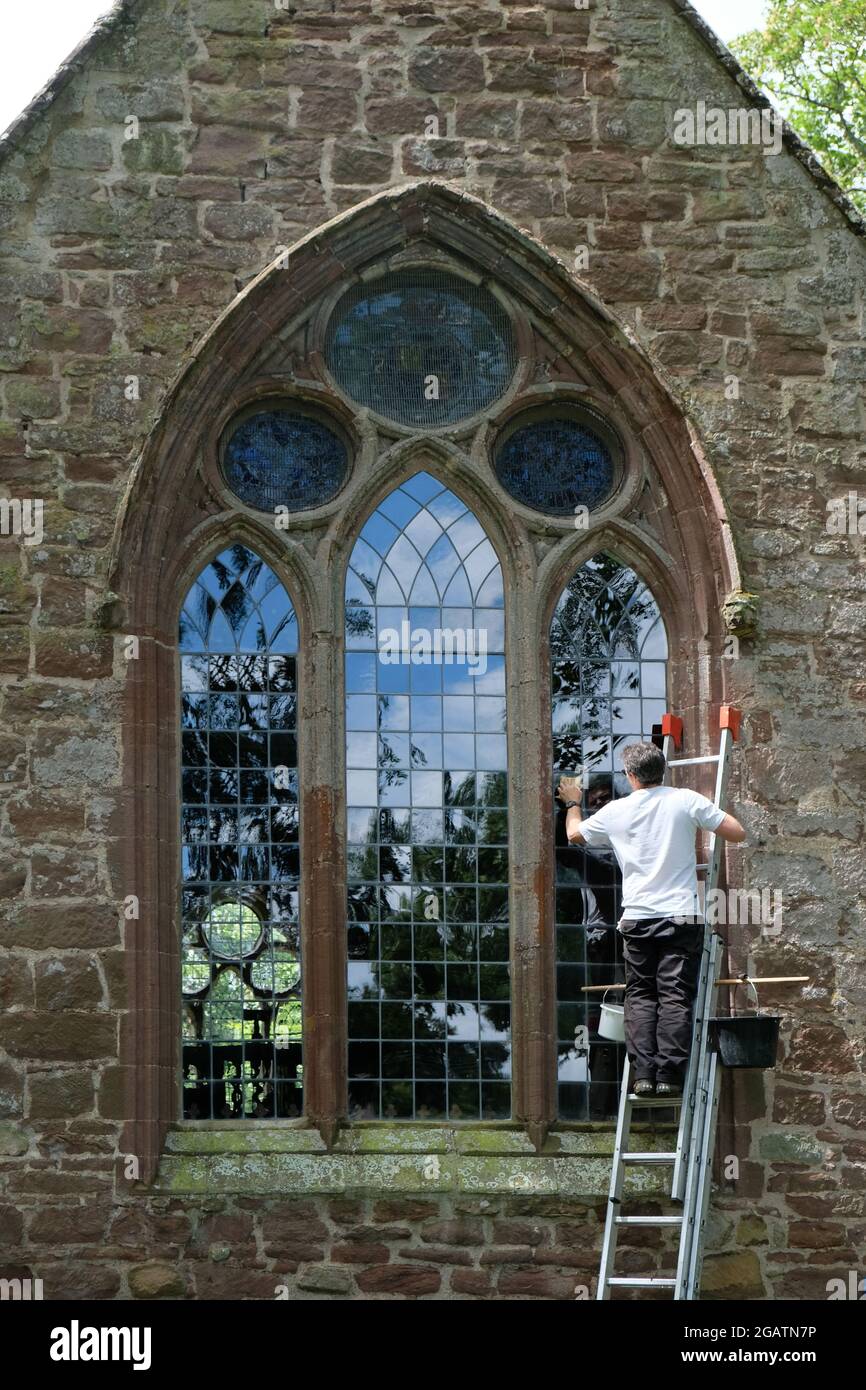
[324,270,517,428]
[345,472,510,1120]
[179,545,302,1119]
[550,555,667,1120]
[221,408,348,513]
[494,409,617,516]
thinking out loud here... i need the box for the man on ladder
[558,741,746,1098]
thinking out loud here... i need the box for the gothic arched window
[345,472,510,1121]
[179,545,302,1120]
[550,555,668,1120]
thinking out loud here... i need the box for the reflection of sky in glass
[551,555,667,1122]
[180,544,298,654]
[179,545,303,1121]
[346,474,510,1122]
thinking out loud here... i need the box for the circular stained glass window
[221,408,348,512]
[202,901,263,961]
[324,270,517,428]
[494,409,618,517]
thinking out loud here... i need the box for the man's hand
[557,776,583,805]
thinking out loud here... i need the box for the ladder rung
[615,1215,683,1226]
[607,1277,677,1288]
[627,1093,682,1106]
[667,755,720,767]
[621,1152,677,1165]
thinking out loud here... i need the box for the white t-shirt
[575,785,725,922]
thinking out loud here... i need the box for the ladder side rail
[676,720,737,1294]
[674,931,723,1295]
[673,720,734,1199]
[663,719,704,1201]
[670,922,714,1200]
[596,1056,635,1300]
[703,726,734,902]
[684,1053,722,1300]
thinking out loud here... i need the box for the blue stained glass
[325,271,517,428]
[495,414,617,516]
[222,410,348,512]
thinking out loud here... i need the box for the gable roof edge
[0,0,140,163]
[0,0,862,238]
[673,0,865,236]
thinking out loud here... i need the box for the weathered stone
[51,130,114,171]
[0,956,32,1010]
[5,903,119,951]
[409,48,486,93]
[32,611,109,661]
[4,377,62,418]
[2,1013,116,1062]
[736,1216,769,1246]
[203,203,276,241]
[296,1264,353,1294]
[758,1131,828,1164]
[332,142,394,184]
[28,1204,106,1243]
[189,126,268,175]
[0,1061,24,1119]
[355,1264,440,1296]
[700,1251,765,1299]
[0,1122,30,1157]
[28,1071,94,1119]
[128,1261,187,1300]
[34,957,104,1011]
[26,307,114,355]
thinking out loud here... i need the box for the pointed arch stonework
[109,181,737,1178]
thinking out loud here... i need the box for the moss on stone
[758,1131,826,1164]
[123,128,185,176]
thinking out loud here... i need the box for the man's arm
[714,812,747,844]
[557,776,587,845]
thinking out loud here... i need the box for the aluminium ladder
[596,705,741,1301]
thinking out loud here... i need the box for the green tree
[732,0,866,212]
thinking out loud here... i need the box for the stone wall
[1,0,865,1300]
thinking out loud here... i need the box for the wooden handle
[582,976,810,992]
[716,976,810,986]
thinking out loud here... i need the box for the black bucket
[712,1014,780,1069]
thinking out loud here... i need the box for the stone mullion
[298,579,347,1147]
[121,629,179,1185]
[508,569,556,1145]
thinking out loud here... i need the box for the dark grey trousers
[621,918,703,1083]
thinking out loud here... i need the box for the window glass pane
[346,473,510,1120]
[180,544,302,1120]
[494,408,618,516]
[325,271,517,428]
[221,409,348,513]
[551,555,667,1120]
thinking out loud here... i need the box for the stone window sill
[155,1122,675,1198]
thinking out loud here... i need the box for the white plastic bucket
[598,989,625,1042]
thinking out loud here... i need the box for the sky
[0,0,772,140]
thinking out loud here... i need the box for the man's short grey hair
[621,741,666,787]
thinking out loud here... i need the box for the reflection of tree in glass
[345,603,375,643]
[203,901,261,958]
[377,728,408,794]
[551,555,664,773]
